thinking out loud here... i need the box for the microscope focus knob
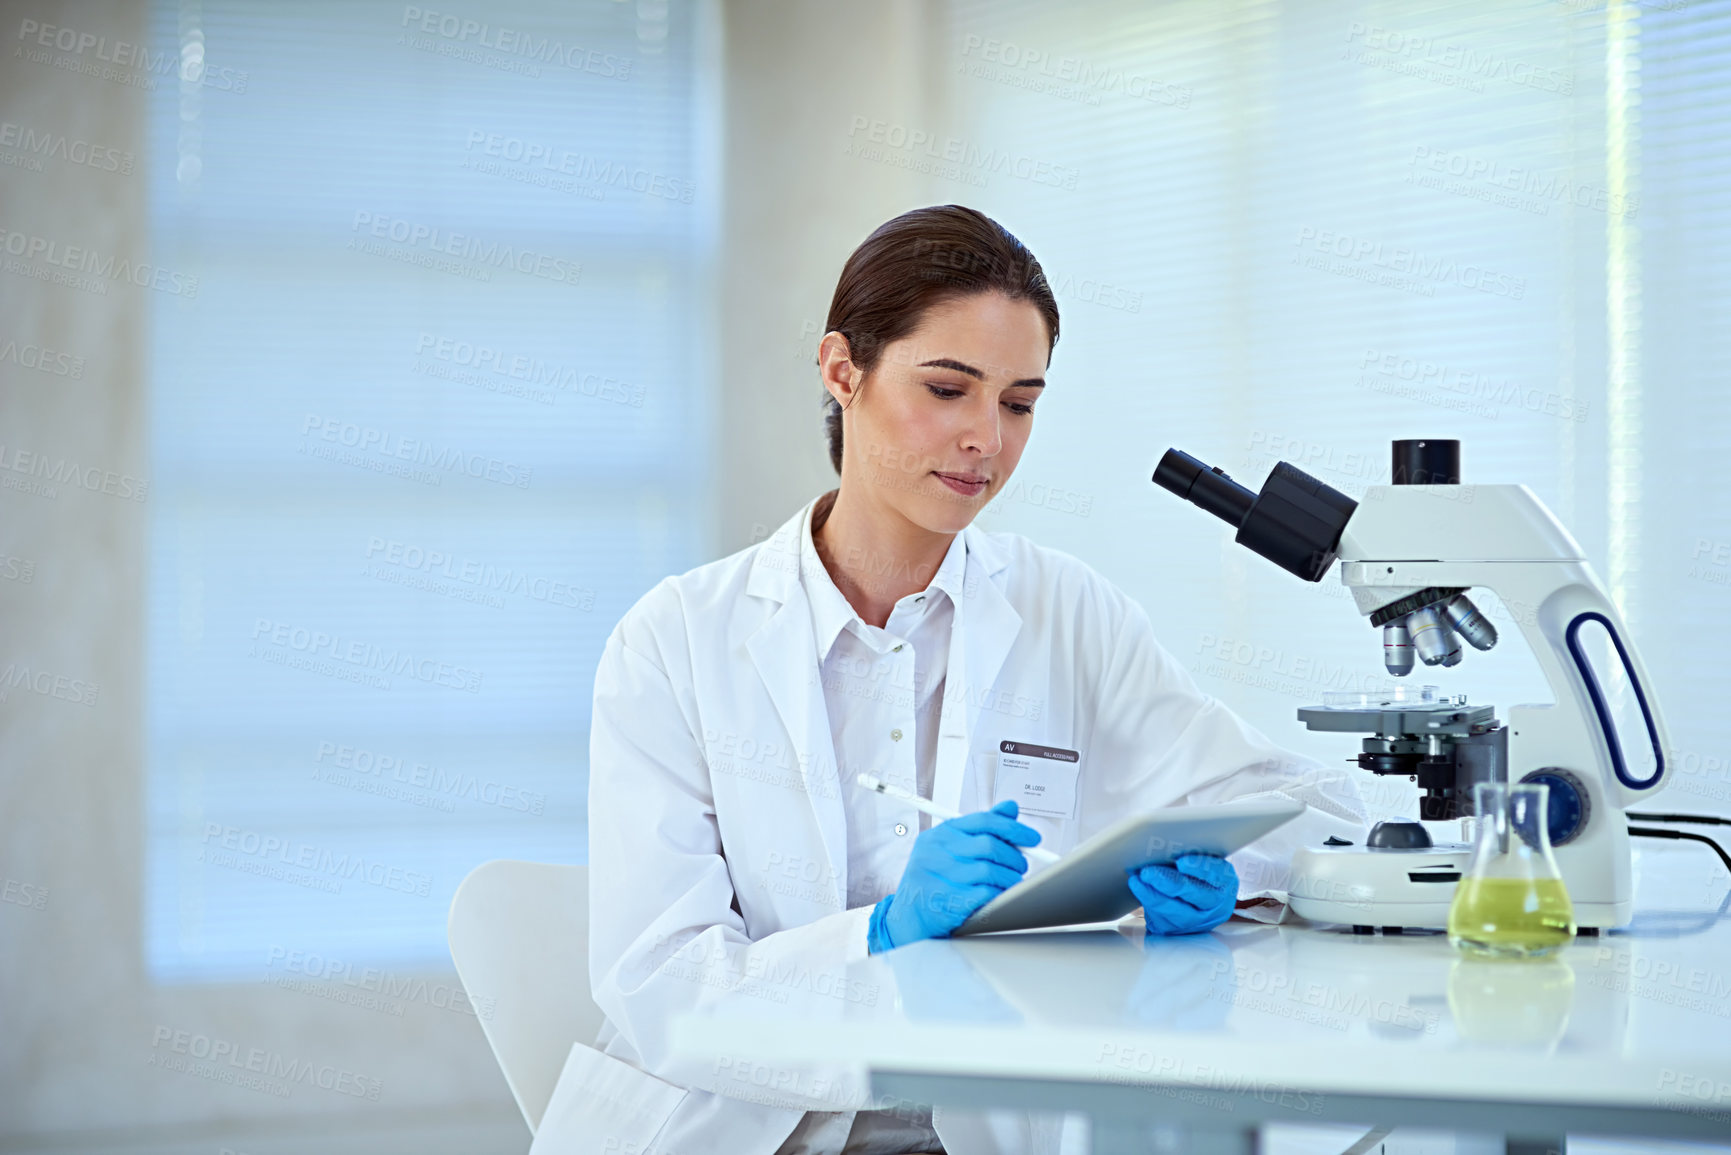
[1519,768,1591,846]
[1366,820,1433,849]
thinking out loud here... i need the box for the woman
[575,206,1365,1155]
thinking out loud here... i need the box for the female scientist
[576,206,1365,1155]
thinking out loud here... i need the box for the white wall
[716,0,954,551]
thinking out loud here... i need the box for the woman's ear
[818,331,863,410]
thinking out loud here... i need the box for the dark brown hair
[821,205,1060,474]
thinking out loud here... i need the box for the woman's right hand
[867,800,1043,952]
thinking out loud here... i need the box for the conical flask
[1447,781,1576,959]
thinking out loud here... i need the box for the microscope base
[1286,845,1631,930]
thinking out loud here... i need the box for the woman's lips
[933,471,988,497]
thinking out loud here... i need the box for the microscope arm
[1337,486,1671,808]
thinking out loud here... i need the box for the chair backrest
[448,859,602,1134]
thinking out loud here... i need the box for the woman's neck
[811,486,956,629]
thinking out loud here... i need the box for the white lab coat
[551,496,1367,1155]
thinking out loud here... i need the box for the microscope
[1154,439,1671,931]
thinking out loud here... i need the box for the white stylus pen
[855,773,1061,865]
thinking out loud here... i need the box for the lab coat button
[894,823,908,837]
[890,728,903,741]
[892,644,904,652]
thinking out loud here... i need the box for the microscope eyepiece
[1153,448,1358,583]
[1152,449,1256,526]
[1392,438,1461,485]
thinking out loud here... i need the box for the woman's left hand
[1127,853,1238,935]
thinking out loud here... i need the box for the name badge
[995,740,1080,820]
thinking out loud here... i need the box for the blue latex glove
[1127,852,1238,936]
[868,800,1043,953]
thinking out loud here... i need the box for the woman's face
[822,291,1051,535]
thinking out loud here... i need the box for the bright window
[145,0,716,981]
[950,0,1730,820]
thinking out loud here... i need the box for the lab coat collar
[796,497,969,665]
[744,494,1012,605]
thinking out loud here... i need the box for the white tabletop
[670,841,1731,1139]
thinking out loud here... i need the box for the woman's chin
[905,489,986,534]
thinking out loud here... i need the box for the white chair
[448,859,601,1134]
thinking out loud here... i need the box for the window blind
[144,0,715,981]
[946,0,1730,823]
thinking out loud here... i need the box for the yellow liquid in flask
[1447,877,1575,958]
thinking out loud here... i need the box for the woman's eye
[1006,402,1035,416]
[925,384,964,400]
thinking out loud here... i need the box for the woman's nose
[959,396,1002,456]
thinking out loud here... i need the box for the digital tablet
[953,798,1306,936]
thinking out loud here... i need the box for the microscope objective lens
[1408,605,1462,667]
[1444,593,1498,651]
[1383,622,1415,676]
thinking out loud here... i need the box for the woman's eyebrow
[917,357,1045,389]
